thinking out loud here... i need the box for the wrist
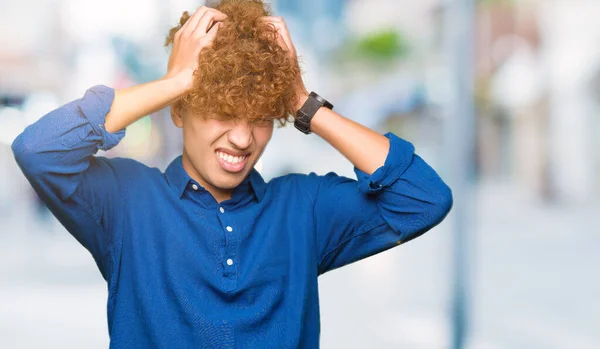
[294,89,309,114]
[293,91,334,135]
[162,70,194,94]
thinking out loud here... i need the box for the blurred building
[474,0,600,203]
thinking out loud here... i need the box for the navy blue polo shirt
[11,85,453,348]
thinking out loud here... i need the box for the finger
[270,23,294,54]
[274,28,290,52]
[275,24,294,52]
[262,20,286,46]
[181,6,210,35]
[195,10,227,35]
[261,17,294,51]
[203,22,223,44]
[260,16,283,23]
[264,24,288,51]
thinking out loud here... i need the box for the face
[171,106,274,202]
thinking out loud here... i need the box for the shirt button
[226,259,234,266]
[226,226,233,232]
[219,207,225,213]
[192,184,199,191]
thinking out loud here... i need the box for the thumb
[206,22,222,41]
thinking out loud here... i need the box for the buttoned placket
[189,181,239,291]
[218,204,238,291]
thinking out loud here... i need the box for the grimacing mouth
[215,149,251,166]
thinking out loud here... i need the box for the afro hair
[165,0,303,127]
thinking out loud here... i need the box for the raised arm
[10,6,227,277]
[307,65,452,275]
[264,16,453,274]
[12,5,226,197]
[104,7,227,133]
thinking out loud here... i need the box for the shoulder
[265,171,349,203]
[87,156,163,186]
[91,155,155,172]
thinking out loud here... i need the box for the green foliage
[353,29,409,61]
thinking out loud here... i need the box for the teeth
[217,151,246,165]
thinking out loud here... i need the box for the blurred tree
[355,29,409,61]
[331,28,410,69]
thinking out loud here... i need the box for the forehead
[181,102,279,123]
[193,110,275,123]
[185,113,274,131]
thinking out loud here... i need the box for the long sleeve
[11,85,126,279]
[312,132,453,275]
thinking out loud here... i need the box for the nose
[227,118,253,151]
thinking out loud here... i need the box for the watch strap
[294,92,333,134]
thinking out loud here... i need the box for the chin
[214,172,246,189]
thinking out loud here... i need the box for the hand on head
[259,16,308,106]
[165,6,228,89]
[164,1,307,125]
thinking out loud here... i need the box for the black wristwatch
[294,92,333,134]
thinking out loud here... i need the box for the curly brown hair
[165,0,302,127]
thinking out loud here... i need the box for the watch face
[309,92,333,110]
[311,93,325,104]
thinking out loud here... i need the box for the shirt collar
[165,155,266,202]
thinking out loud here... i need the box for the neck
[181,152,233,203]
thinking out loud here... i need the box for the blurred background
[1,0,599,348]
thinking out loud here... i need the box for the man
[12,0,453,348]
